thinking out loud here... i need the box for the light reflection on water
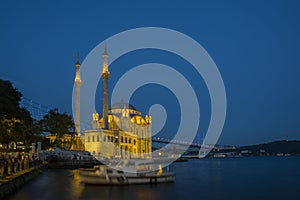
[8,156,300,200]
[70,170,85,199]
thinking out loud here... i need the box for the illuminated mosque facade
[74,47,152,160]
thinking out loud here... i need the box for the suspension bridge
[20,97,51,120]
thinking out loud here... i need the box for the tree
[0,119,11,147]
[0,79,22,119]
[0,79,24,147]
[39,108,75,149]
[0,79,41,149]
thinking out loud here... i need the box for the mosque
[74,46,152,160]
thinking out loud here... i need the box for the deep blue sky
[0,0,300,145]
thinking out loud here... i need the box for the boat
[78,159,175,185]
[43,149,102,169]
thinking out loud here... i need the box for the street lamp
[158,151,162,159]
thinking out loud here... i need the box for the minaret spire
[76,52,80,65]
[102,44,110,129]
[103,43,108,56]
[74,53,82,136]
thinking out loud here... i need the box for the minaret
[102,45,110,129]
[74,54,82,136]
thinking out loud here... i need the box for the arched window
[87,136,90,142]
[129,138,131,144]
[92,136,95,142]
[133,139,136,145]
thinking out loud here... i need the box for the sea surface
[8,156,300,200]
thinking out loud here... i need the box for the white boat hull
[79,170,175,185]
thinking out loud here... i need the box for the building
[45,134,84,151]
[82,46,152,160]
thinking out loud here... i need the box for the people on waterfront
[0,152,41,179]
[0,155,9,177]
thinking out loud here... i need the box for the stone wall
[0,165,46,199]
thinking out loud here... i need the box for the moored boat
[78,159,175,185]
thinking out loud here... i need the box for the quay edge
[0,165,46,199]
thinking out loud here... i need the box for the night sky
[0,0,299,145]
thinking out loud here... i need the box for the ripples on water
[8,156,300,200]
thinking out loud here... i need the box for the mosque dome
[109,102,137,111]
[109,101,141,116]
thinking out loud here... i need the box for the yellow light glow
[137,116,141,124]
[157,165,163,175]
[108,115,113,122]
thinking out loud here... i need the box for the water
[8,156,300,200]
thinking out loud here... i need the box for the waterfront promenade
[0,152,37,178]
[0,152,45,199]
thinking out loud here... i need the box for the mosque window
[133,139,136,145]
[125,137,128,143]
[121,136,123,143]
[97,136,100,142]
[92,136,95,142]
[87,136,90,142]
